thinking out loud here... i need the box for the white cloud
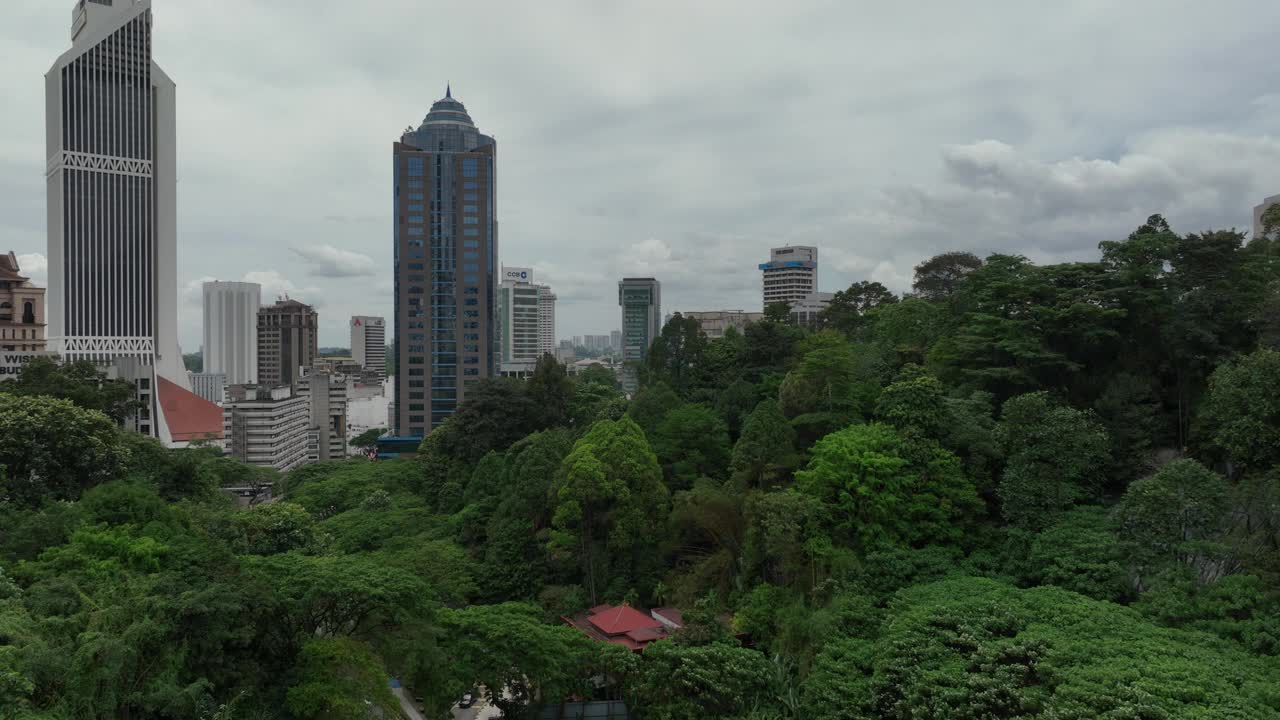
[14,253,46,285]
[243,270,322,306]
[290,244,376,278]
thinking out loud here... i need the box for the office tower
[393,86,497,437]
[0,252,47,353]
[45,0,217,444]
[257,298,318,388]
[203,281,260,385]
[537,285,556,357]
[1255,195,1280,238]
[498,267,541,366]
[618,278,661,393]
[681,311,764,339]
[760,246,818,309]
[299,370,348,461]
[189,371,226,404]
[610,330,622,353]
[350,315,386,381]
[223,385,309,470]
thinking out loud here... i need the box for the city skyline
[5,2,1280,347]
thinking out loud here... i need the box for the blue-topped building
[760,245,818,310]
[392,87,497,438]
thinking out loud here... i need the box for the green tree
[779,332,874,443]
[0,393,129,507]
[874,366,946,436]
[350,427,385,450]
[644,314,708,393]
[911,251,983,301]
[997,392,1110,529]
[864,297,945,365]
[626,382,682,438]
[730,399,799,489]
[7,357,142,422]
[1200,349,1280,474]
[651,404,732,490]
[238,502,319,555]
[1116,459,1230,563]
[547,417,669,604]
[819,281,898,337]
[795,422,980,551]
[527,353,575,429]
[629,640,777,720]
[285,637,399,720]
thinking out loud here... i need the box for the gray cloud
[3,1,1280,346]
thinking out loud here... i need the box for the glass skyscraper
[393,88,497,437]
[618,277,661,394]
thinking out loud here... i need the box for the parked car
[459,691,474,709]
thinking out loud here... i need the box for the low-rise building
[0,252,46,353]
[189,372,226,404]
[564,603,682,653]
[680,310,764,338]
[789,292,833,328]
[223,385,310,471]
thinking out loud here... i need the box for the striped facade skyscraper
[45,0,217,445]
[203,281,260,385]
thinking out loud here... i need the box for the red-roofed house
[155,375,224,448]
[565,604,685,652]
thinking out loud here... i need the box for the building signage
[503,267,533,282]
[352,317,384,327]
[0,352,55,381]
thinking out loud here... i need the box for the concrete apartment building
[498,267,542,372]
[299,370,348,462]
[681,310,764,339]
[223,385,310,471]
[538,285,557,357]
[1255,195,1279,238]
[0,252,46,353]
[350,315,386,382]
[45,0,215,445]
[257,298,317,389]
[189,371,226,405]
[393,87,497,437]
[203,281,260,385]
[760,246,818,309]
[618,278,661,393]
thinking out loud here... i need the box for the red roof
[651,608,685,629]
[587,604,664,636]
[157,376,224,442]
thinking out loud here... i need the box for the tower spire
[446,83,452,99]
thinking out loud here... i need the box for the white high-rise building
[203,281,260,385]
[350,316,386,381]
[537,285,556,357]
[45,0,215,445]
[760,246,818,310]
[498,267,542,366]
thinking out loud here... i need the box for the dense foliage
[2,214,1279,718]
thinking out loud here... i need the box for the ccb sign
[503,267,532,282]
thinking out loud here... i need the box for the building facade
[610,330,622,353]
[257,298,317,389]
[203,281,260,385]
[350,315,386,381]
[760,246,818,309]
[1255,194,1280,238]
[0,253,47,353]
[789,292,834,328]
[189,371,226,405]
[393,87,497,437]
[223,385,310,471]
[537,285,556,357]
[498,267,541,365]
[681,310,764,339]
[618,278,661,393]
[299,370,348,462]
[45,0,194,442]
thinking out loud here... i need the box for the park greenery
[1,214,1280,718]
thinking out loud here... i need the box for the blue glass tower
[393,88,497,437]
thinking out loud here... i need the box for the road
[451,693,502,720]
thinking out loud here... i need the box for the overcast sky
[3,1,1279,349]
